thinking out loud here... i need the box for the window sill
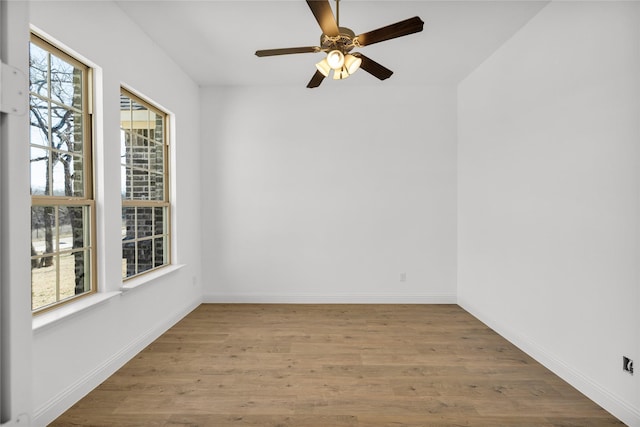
[33,291,122,333]
[120,264,185,293]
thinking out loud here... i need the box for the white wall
[1,1,32,424]
[28,2,202,425]
[201,85,457,303]
[458,2,640,425]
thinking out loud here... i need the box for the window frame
[120,88,172,281]
[29,33,97,314]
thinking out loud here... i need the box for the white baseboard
[458,296,640,427]
[33,297,202,427]
[202,292,457,304]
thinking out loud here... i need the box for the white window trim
[120,263,185,292]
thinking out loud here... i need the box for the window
[29,34,95,313]
[120,89,170,279]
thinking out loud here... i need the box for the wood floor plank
[51,304,624,426]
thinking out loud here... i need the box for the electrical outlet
[400,273,407,282]
[623,356,633,374]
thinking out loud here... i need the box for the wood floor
[52,304,624,426]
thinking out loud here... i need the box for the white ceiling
[116,0,549,88]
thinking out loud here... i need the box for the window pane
[131,101,148,137]
[122,207,136,239]
[71,156,84,196]
[58,252,79,300]
[150,172,164,201]
[124,169,135,200]
[131,169,149,200]
[137,207,153,238]
[30,97,49,147]
[32,254,58,311]
[60,250,91,297]
[137,239,153,274]
[51,107,83,155]
[153,113,164,144]
[154,207,165,235]
[122,240,136,278]
[50,53,81,109]
[148,109,157,138]
[31,205,55,257]
[120,94,132,131]
[59,206,88,249]
[29,43,48,97]
[150,142,164,175]
[51,106,75,152]
[30,147,49,196]
[52,153,83,197]
[132,135,149,169]
[122,206,136,279]
[51,155,66,196]
[154,237,166,267]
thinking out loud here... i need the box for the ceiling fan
[255,0,424,88]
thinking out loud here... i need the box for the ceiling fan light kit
[316,52,361,79]
[255,0,424,88]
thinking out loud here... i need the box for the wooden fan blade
[355,16,424,47]
[306,0,340,37]
[354,53,393,80]
[255,46,320,57]
[306,70,326,88]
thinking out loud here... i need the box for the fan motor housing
[320,27,356,53]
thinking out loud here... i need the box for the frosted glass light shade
[344,54,362,74]
[315,58,331,77]
[333,66,349,80]
[326,50,345,70]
